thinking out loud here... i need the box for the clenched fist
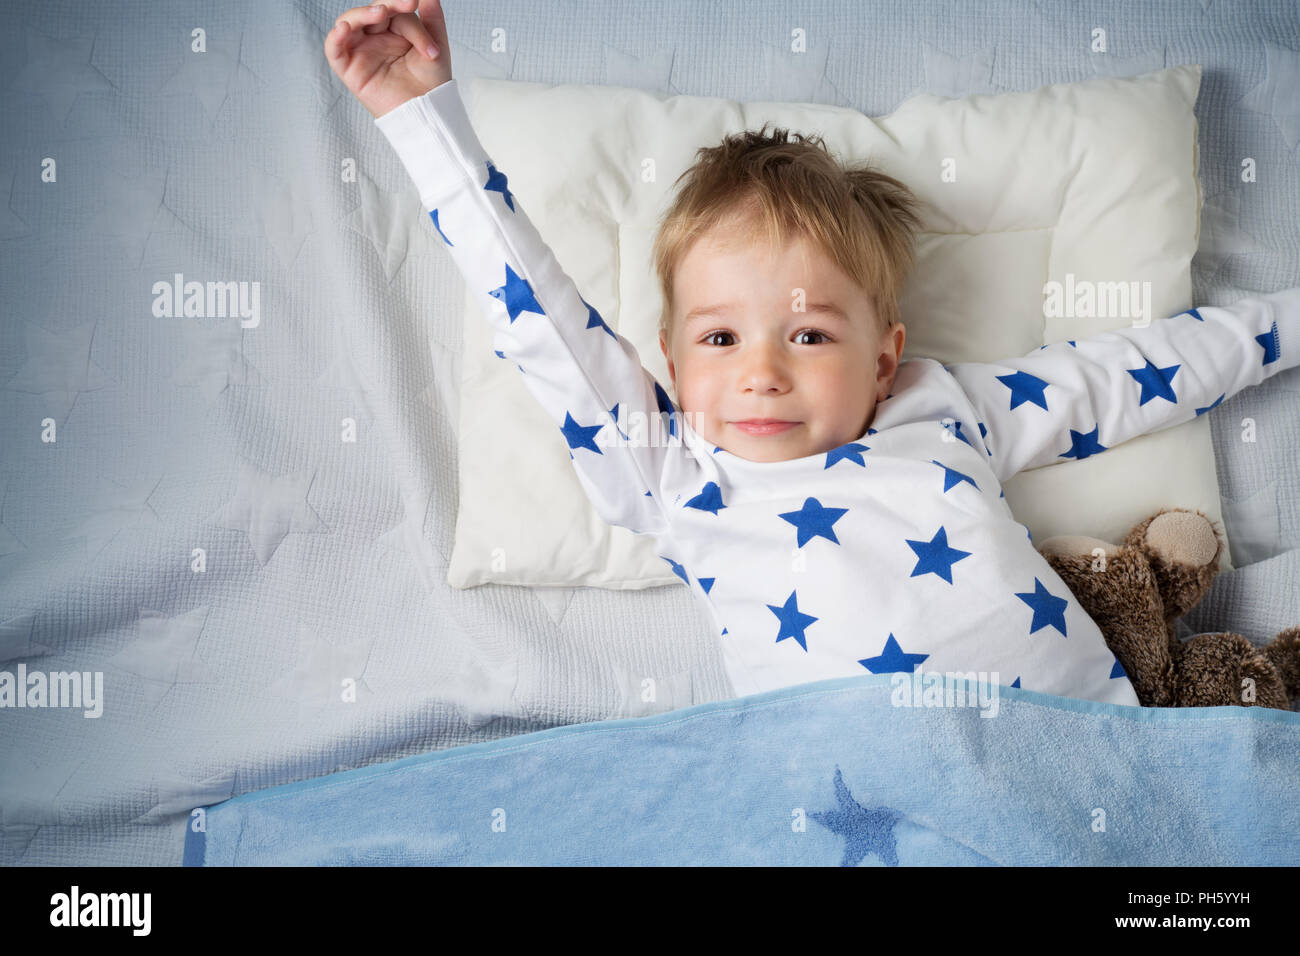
[324,0,453,119]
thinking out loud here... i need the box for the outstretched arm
[944,287,1300,483]
[374,79,680,535]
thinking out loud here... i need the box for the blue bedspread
[183,674,1300,866]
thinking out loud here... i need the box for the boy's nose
[741,342,792,391]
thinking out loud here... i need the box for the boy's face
[659,227,906,463]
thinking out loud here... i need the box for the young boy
[326,1,1299,706]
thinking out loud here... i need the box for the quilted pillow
[444,65,1221,589]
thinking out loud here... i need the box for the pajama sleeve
[944,287,1300,483]
[374,79,675,536]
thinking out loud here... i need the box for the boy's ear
[876,322,906,399]
[659,330,676,389]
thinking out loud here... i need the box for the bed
[1,0,1298,866]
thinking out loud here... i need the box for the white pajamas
[376,79,1300,706]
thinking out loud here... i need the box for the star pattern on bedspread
[248,166,316,268]
[52,475,165,563]
[810,766,903,867]
[268,626,376,721]
[1193,189,1268,279]
[133,769,238,823]
[207,461,328,566]
[107,607,216,709]
[346,173,432,281]
[85,164,184,270]
[610,663,694,718]
[246,10,343,113]
[4,29,114,123]
[921,41,996,97]
[0,751,86,860]
[0,612,55,664]
[376,491,449,592]
[1087,47,1167,79]
[3,319,114,426]
[430,636,522,731]
[317,323,380,421]
[171,318,265,401]
[604,45,675,96]
[0,480,28,563]
[1239,41,1300,149]
[1218,482,1283,565]
[160,28,262,120]
[0,167,34,240]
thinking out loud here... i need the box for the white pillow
[446,65,1224,589]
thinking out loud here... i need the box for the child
[326,1,1299,706]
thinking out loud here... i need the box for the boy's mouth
[732,420,800,436]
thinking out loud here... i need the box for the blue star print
[859,633,929,674]
[1195,393,1225,416]
[483,160,515,211]
[997,370,1051,411]
[560,410,603,454]
[660,555,689,585]
[767,590,818,651]
[1059,424,1107,461]
[930,459,978,493]
[581,295,617,339]
[824,442,869,468]
[684,481,726,515]
[809,767,902,867]
[653,381,678,439]
[779,497,849,547]
[1126,360,1180,405]
[1256,322,1280,364]
[942,419,977,449]
[905,526,972,583]
[489,262,544,323]
[429,208,452,246]
[1015,578,1069,637]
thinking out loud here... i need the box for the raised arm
[375,79,679,535]
[943,287,1300,483]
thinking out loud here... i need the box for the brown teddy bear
[1036,507,1300,711]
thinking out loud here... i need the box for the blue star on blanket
[809,766,902,866]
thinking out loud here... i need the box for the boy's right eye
[701,331,734,347]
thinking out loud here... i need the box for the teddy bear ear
[1141,509,1221,567]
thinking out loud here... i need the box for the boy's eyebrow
[683,301,850,325]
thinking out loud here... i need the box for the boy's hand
[324,0,453,119]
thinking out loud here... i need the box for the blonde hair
[652,123,924,343]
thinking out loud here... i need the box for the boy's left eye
[795,329,829,345]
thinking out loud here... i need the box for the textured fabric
[1,0,1297,867]
[375,80,1299,705]
[184,673,1300,866]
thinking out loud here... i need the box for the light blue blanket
[183,674,1300,865]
